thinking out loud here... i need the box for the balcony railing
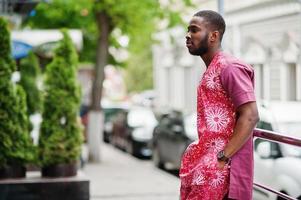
[253,128,301,200]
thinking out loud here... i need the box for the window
[253,64,264,100]
[286,63,297,100]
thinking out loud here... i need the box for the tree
[0,17,35,171]
[19,51,43,116]
[91,0,194,104]
[124,47,154,92]
[25,0,193,161]
[39,30,83,167]
[24,0,96,62]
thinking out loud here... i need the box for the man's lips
[186,41,192,48]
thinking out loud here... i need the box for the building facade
[152,26,205,113]
[153,0,301,113]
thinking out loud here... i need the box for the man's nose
[186,32,191,39]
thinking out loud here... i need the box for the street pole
[296,0,301,101]
[218,0,224,16]
[218,0,225,49]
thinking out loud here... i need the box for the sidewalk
[83,143,180,200]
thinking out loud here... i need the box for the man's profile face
[186,16,210,56]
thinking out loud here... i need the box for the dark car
[103,105,129,143]
[152,111,197,170]
[111,106,158,157]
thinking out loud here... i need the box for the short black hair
[193,10,226,41]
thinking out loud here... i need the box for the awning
[11,29,83,59]
[12,40,33,59]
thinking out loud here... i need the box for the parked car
[152,111,197,170]
[111,106,158,157]
[102,104,129,143]
[253,101,301,200]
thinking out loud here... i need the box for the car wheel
[126,140,134,155]
[103,132,110,143]
[277,191,288,200]
[107,134,112,143]
[152,146,164,169]
[111,136,118,147]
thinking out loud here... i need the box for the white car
[111,106,158,157]
[253,101,301,200]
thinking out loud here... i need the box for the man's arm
[218,101,259,166]
[219,63,259,166]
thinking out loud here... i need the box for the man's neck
[201,47,221,67]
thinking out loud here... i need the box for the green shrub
[0,17,35,168]
[39,30,83,166]
[19,51,43,116]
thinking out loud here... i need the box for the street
[83,141,298,200]
[83,143,180,200]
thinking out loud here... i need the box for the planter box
[0,165,26,179]
[41,163,77,177]
[0,171,89,200]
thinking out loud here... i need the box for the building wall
[223,0,301,101]
[153,0,301,113]
[152,27,204,114]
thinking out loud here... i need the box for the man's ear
[209,31,219,42]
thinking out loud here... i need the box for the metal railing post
[253,128,301,200]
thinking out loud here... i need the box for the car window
[254,138,282,158]
[256,121,273,131]
[161,116,172,127]
[158,111,183,129]
[104,108,125,122]
[168,112,184,129]
[114,111,127,123]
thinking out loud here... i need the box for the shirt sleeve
[220,64,256,109]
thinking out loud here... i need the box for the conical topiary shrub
[0,17,35,179]
[19,51,43,117]
[39,30,83,177]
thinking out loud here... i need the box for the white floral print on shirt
[205,68,222,90]
[205,107,229,132]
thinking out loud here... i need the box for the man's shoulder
[220,52,253,72]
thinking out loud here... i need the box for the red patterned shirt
[180,51,256,200]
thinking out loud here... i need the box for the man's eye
[187,26,198,33]
[190,28,197,33]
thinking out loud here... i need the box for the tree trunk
[92,11,110,111]
[87,11,111,162]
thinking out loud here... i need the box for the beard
[189,33,209,56]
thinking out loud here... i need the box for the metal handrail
[253,128,301,200]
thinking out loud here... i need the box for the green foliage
[25,0,93,28]
[25,0,194,92]
[0,17,36,168]
[55,29,78,67]
[95,0,160,38]
[0,19,10,58]
[13,86,37,164]
[0,18,15,72]
[124,47,153,92]
[25,0,96,62]
[39,30,83,166]
[19,51,43,115]
[93,0,161,92]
